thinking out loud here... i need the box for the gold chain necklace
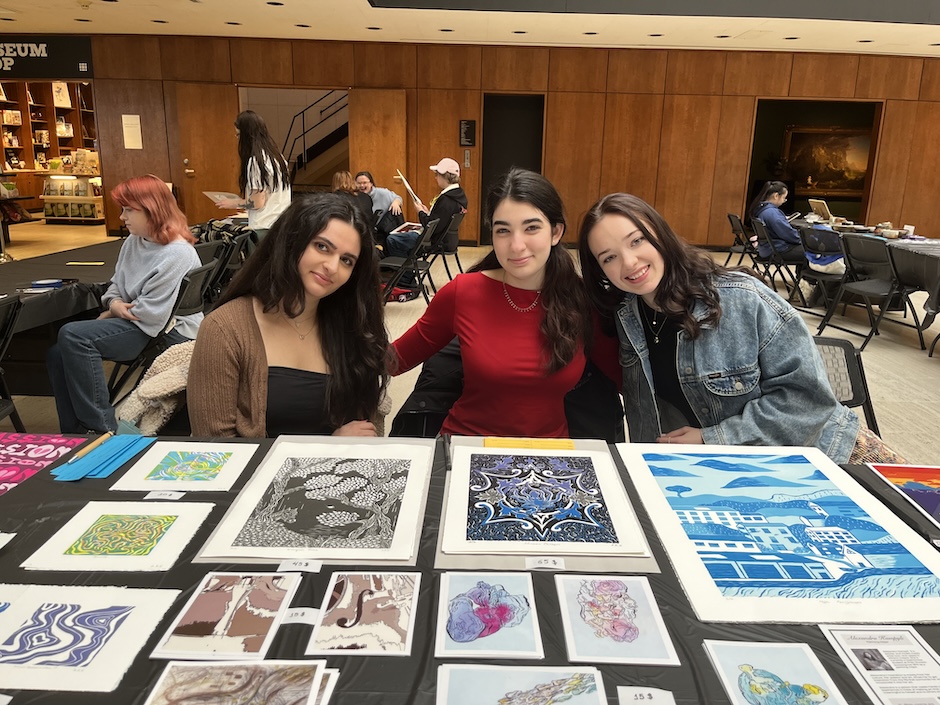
[640,303,668,344]
[503,281,541,313]
[282,312,317,340]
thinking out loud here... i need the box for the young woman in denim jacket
[578,193,903,464]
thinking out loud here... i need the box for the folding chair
[817,233,923,351]
[886,243,931,352]
[793,226,846,313]
[194,239,232,305]
[108,261,217,404]
[724,213,759,267]
[751,219,803,302]
[0,295,26,432]
[426,210,466,288]
[379,219,440,305]
[813,335,880,436]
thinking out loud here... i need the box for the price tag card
[617,687,676,705]
[525,556,566,571]
[484,437,576,450]
[280,607,320,626]
[144,490,186,500]
[0,533,15,551]
[277,559,323,574]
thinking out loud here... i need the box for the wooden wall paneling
[918,59,940,101]
[291,41,355,87]
[348,88,408,219]
[598,93,664,202]
[707,96,758,246]
[548,48,608,93]
[231,39,293,85]
[353,43,417,88]
[417,45,482,90]
[865,100,917,228]
[665,51,726,95]
[159,37,231,83]
[414,89,482,244]
[855,56,924,100]
[91,36,162,80]
[606,49,667,94]
[898,101,940,236]
[401,88,419,223]
[655,94,723,245]
[789,53,859,98]
[93,79,172,233]
[481,46,549,92]
[722,52,792,96]
[543,92,607,242]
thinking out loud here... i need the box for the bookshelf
[40,174,104,224]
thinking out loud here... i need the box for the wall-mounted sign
[0,35,93,78]
[459,119,476,147]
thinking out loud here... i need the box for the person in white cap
[386,157,468,286]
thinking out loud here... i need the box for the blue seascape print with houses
[645,451,940,598]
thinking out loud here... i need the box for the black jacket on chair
[419,186,468,246]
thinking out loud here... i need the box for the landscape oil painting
[868,464,940,531]
[617,444,940,623]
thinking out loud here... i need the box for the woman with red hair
[47,174,203,434]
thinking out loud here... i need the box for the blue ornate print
[0,602,133,666]
[646,451,940,599]
[466,454,618,543]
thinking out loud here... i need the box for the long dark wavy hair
[578,193,732,339]
[218,193,388,427]
[235,110,290,195]
[470,168,592,372]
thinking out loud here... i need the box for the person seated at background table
[332,169,375,234]
[578,192,905,464]
[47,174,203,434]
[188,193,388,438]
[388,167,619,439]
[749,180,806,264]
[385,157,468,287]
[355,170,403,246]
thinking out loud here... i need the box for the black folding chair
[724,213,759,267]
[0,296,26,432]
[426,210,466,288]
[379,219,440,304]
[194,239,232,305]
[108,261,216,404]
[886,243,931,352]
[813,335,881,436]
[793,226,847,314]
[751,218,803,302]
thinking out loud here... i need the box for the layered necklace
[640,302,668,344]
[503,280,541,313]
[282,312,317,340]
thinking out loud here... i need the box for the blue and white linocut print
[555,575,679,665]
[0,584,178,692]
[442,447,649,556]
[705,640,848,705]
[617,443,940,623]
[436,664,607,705]
[435,572,543,659]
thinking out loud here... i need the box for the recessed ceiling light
[648,33,663,37]
[784,36,800,40]
[715,35,730,39]
[513,30,527,34]
[266,1,284,5]
[295,23,310,28]
[857,39,873,43]
[226,21,241,25]
[931,43,940,46]
[439,28,454,32]
[584,31,597,36]
[75,18,91,22]
[102,0,118,3]
[366,26,381,30]
[152,19,168,23]
[0,17,14,21]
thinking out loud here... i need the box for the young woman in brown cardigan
[188,193,388,437]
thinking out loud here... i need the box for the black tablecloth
[889,239,940,329]
[1,439,939,704]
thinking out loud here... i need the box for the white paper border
[436,664,607,705]
[110,441,260,492]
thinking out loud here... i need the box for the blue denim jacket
[616,272,860,462]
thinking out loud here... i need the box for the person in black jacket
[386,157,468,286]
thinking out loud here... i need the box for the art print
[555,574,680,665]
[617,443,940,623]
[0,584,178,692]
[143,659,326,705]
[22,501,214,572]
[199,441,432,563]
[110,441,259,492]
[152,572,301,660]
[442,446,649,556]
[0,432,85,497]
[868,464,940,530]
[436,664,607,705]
[306,572,420,656]
[704,640,848,705]
[315,667,339,705]
[435,572,543,659]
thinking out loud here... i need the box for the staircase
[283,91,349,192]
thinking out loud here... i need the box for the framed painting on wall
[783,127,871,197]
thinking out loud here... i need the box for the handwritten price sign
[525,556,566,571]
[277,559,323,574]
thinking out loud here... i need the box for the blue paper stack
[52,435,156,482]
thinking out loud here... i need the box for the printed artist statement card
[555,574,679,665]
[111,441,260,492]
[306,572,421,656]
[435,572,543,659]
[22,501,214,572]
[152,572,301,660]
[437,664,607,705]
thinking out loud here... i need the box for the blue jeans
[385,231,419,286]
[47,318,184,434]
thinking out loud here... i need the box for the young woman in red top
[389,168,618,438]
